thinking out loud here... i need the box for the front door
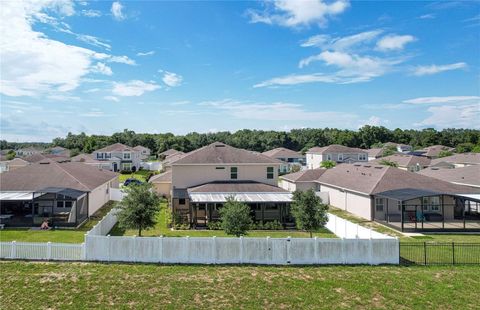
[112,162,118,172]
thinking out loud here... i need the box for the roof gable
[262,147,302,158]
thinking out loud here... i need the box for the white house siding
[307,152,367,169]
[172,164,279,189]
[88,180,115,216]
[279,180,317,192]
[321,184,372,220]
[279,179,297,192]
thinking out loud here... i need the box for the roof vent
[39,161,50,164]
[215,144,225,148]
[353,164,361,167]
[374,166,383,169]
[364,165,371,168]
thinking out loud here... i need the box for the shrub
[219,196,252,237]
[207,221,222,230]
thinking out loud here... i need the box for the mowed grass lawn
[1,261,479,309]
[118,170,152,183]
[110,204,335,238]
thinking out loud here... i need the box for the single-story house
[280,163,480,232]
[417,145,455,159]
[159,148,183,160]
[418,165,480,189]
[0,160,119,228]
[149,170,172,198]
[372,154,431,172]
[0,158,29,173]
[262,147,306,173]
[279,169,326,192]
[430,153,480,168]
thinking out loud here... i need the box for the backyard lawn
[1,261,479,309]
[118,170,153,183]
[0,202,116,244]
[110,204,335,238]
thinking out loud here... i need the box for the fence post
[239,236,243,264]
[159,236,164,263]
[314,237,318,264]
[334,215,337,235]
[47,242,52,260]
[81,242,86,261]
[356,224,359,239]
[452,242,455,265]
[286,236,291,265]
[11,241,16,259]
[107,235,111,262]
[423,242,427,265]
[266,236,271,263]
[133,236,137,263]
[341,238,346,264]
[185,236,190,264]
[368,237,373,265]
[212,236,217,264]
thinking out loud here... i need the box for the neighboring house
[49,146,71,157]
[372,154,431,172]
[71,154,113,170]
[279,169,326,192]
[23,153,70,164]
[170,142,291,227]
[149,170,172,198]
[417,145,455,159]
[0,160,119,228]
[280,163,480,232]
[159,149,182,160]
[15,147,42,157]
[418,165,480,189]
[367,148,385,161]
[384,142,413,153]
[0,158,29,173]
[92,143,142,172]
[262,147,305,173]
[160,151,186,171]
[306,144,368,169]
[133,145,151,160]
[430,153,480,168]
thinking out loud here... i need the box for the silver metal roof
[189,192,292,203]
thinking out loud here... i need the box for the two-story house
[92,143,142,172]
[262,147,305,174]
[306,144,368,169]
[133,145,151,160]
[15,147,42,157]
[169,142,292,227]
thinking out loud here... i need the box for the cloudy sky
[1,0,479,142]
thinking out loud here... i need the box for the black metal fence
[400,242,480,265]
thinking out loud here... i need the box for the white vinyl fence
[109,188,126,202]
[1,207,399,264]
[0,241,84,261]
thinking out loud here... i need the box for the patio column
[401,205,404,232]
[386,199,389,223]
[462,198,466,229]
[441,195,445,229]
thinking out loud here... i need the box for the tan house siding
[172,164,279,189]
[88,180,113,216]
[321,184,372,220]
[153,183,171,198]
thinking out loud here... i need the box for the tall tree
[116,183,162,237]
[320,160,336,169]
[290,189,329,238]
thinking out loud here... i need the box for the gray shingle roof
[172,142,282,165]
[281,169,327,182]
[95,143,133,152]
[0,161,118,192]
[418,145,455,157]
[307,144,367,154]
[159,149,182,157]
[262,147,302,159]
[372,154,431,167]
[430,153,480,166]
[418,166,480,187]
[149,170,172,183]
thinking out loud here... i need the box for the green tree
[290,164,301,173]
[382,145,398,157]
[320,160,336,169]
[290,189,329,238]
[116,183,162,237]
[219,196,252,237]
[6,150,16,160]
[472,145,480,153]
[379,159,398,168]
[456,143,475,153]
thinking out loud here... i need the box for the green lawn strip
[118,170,152,183]
[1,262,479,309]
[0,201,116,244]
[110,203,336,238]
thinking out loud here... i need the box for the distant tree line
[2,126,480,156]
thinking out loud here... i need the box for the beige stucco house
[169,142,291,227]
[306,145,368,169]
[149,170,172,198]
[0,160,119,228]
[262,147,305,173]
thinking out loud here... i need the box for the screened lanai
[0,187,89,228]
[373,188,480,232]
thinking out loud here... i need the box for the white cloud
[358,116,389,128]
[419,13,435,19]
[416,104,480,129]
[412,62,467,76]
[403,96,479,104]
[91,62,113,76]
[76,34,111,50]
[81,9,101,17]
[111,1,125,21]
[47,94,81,102]
[200,99,358,123]
[246,0,350,28]
[0,1,133,97]
[137,51,155,56]
[375,34,416,51]
[254,73,336,88]
[104,96,119,102]
[112,80,160,96]
[301,30,383,51]
[161,71,183,87]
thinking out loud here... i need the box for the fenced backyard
[400,242,480,265]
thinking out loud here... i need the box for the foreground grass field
[1,261,479,309]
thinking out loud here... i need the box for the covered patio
[373,188,480,232]
[0,187,89,228]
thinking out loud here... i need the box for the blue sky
[1,0,479,142]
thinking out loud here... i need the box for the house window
[123,152,131,160]
[57,201,64,208]
[230,167,238,179]
[359,153,367,161]
[96,153,103,159]
[65,201,72,208]
[338,153,344,161]
[375,198,384,212]
[215,167,225,170]
[179,198,185,205]
[122,163,132,171]
[326,154,332,161]
[267,167,274,179]
[106,153,111,159]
